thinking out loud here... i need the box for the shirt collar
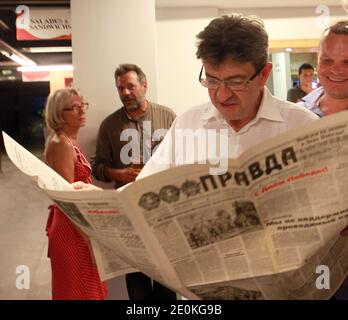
[199,87,284,127]
[300,87,324,117]
[199,103,223,123]
[256,87,284,122]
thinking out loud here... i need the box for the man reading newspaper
[138,14,348,299]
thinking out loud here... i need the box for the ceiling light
[1,50,36,67]
[0,39,37,66]
[17,65,73,72]
[22,47,72,53]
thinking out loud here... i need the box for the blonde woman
[44,88,107,300]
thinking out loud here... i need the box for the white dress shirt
[138,87,319,179]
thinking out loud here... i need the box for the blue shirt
[298,86,325,117]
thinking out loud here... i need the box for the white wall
[221,6,348,39]
[155,8,218,116]
[271,52,292,100]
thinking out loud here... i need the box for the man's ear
[259,63,273,86]
[143,80,148,92]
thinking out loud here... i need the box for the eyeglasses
[63,102,89,113]
[199,64,265,91]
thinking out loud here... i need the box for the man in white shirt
[139,14,318,178]
[76,14,347,300]
[137,14,348,300]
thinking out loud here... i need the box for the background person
[91,63,176,300]
[299,20,348,299]
[287,63,315,103]
[45,88,107,300]
[300,21,348,117]
[92,64,176,188]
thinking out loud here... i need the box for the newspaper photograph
[2,110,348,299]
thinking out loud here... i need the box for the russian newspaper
[3,110,348,300]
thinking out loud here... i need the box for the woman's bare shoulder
[45,133,74,160]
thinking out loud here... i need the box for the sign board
[22,71,50,82]
[16,5,71,41]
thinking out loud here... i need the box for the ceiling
[155,0,343,8]
[0,0,343,8]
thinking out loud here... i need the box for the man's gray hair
[114,64,146,83]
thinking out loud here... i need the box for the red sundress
[46,144,107,300]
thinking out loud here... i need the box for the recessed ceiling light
[17,65,73,72]
[22,47,72,53]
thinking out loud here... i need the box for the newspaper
[3,110,348,300]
